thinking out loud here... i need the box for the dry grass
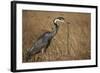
[22,10,91,63]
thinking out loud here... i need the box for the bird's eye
[59,18,61,20]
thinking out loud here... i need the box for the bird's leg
[41,48,45,54]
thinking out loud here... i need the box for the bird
[25,17,65,61]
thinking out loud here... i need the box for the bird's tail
[25,49,32,62]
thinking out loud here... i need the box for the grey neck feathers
[52,23,59,37]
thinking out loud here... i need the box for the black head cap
[56,17,64,20]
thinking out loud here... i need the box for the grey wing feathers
[28,37,48,54]
[25,32,53,61]
[25,38,48,61]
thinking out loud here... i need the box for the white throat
[54,19,60,23]
[54,19,64,24]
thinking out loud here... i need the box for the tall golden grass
[22,10,91,62]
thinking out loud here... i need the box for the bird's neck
[52,23,59,36]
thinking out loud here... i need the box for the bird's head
[53,17,65,26]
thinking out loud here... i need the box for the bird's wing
[30,37,48,53]
[44,38,52,52]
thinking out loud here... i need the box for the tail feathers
[25,48,41,62]
[25,51,32,62]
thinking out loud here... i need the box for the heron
[25,17,65,61]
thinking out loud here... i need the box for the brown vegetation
[22,10,91,63]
